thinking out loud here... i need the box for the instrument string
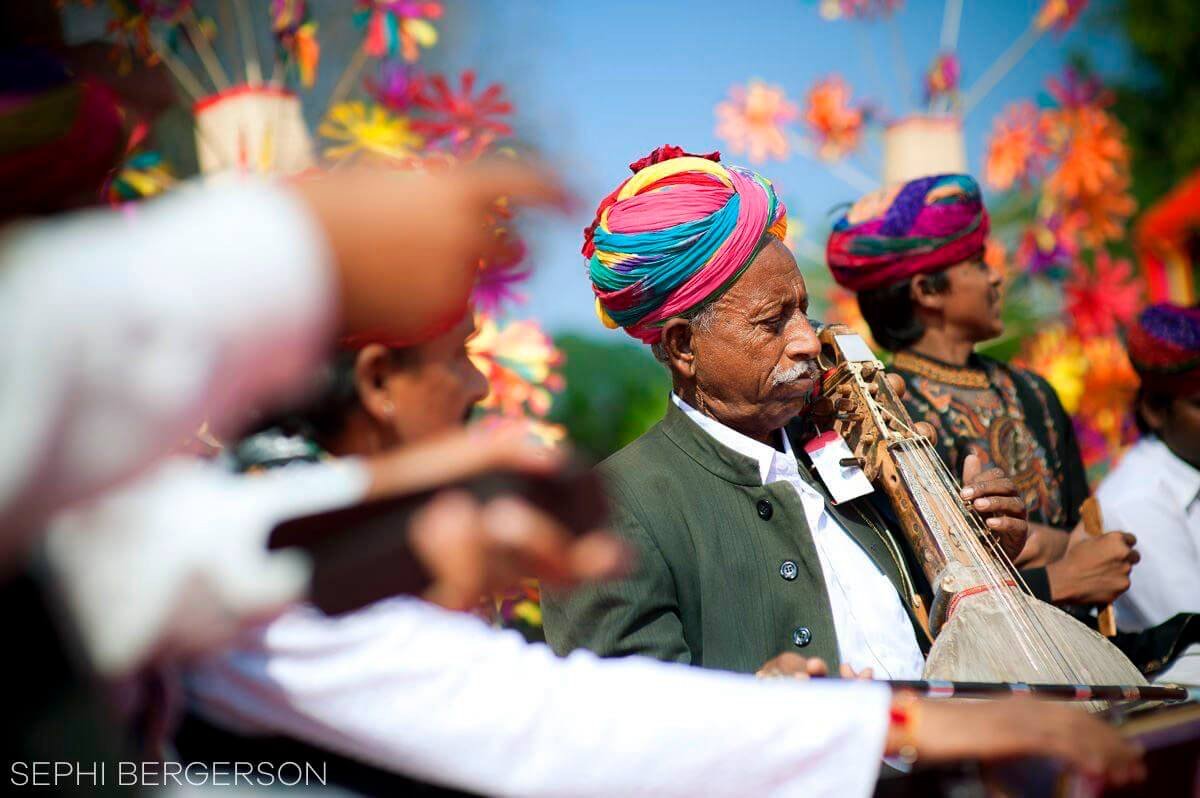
[870,387,1080,681]
[907,438,1080,680]
[895,440,1062,677]
[905,433,1087,682]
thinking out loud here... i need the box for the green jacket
[542,401,931,674]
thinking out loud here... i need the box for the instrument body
[813,328,1145,692]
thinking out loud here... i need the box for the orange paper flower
[714,80,799,164]
[984,102,1047,191]
[1043,107,1128,201]
[802,76,865,161]
[1062,251,1140,339]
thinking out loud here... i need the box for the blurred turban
[0,48,126,221]
[583,145,787,345]
[1127,303,1200,397]
[826,173,989,292]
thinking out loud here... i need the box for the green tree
[549,334,670,463]
[1109,0,1200,211]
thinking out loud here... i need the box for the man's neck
[908,328,974,367]
[673,386,779,447]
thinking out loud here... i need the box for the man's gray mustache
[770,361,819,388]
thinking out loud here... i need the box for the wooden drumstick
[1080,497,1117,637]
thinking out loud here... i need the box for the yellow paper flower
[714,80,799,164]
[1016,325,1087,414]
[318,101,424,164]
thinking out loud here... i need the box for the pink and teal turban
[1127,303,1200,397]
[826,173,989,292]
[583,145,788,344]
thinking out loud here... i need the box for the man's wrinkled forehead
[714,240,807,313]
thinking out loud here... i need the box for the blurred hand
[898,695,1144,787]
[1048,528,1139,606]
[292,161,569,341]
[410,490,629,611]
[756,653,872,680]
[363,421,564,501]
[1014,522,1071,568]
[960,453,1028,561]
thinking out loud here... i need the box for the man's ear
[661,318,697,378]
[909,275,946,313]
[1138,393,1167,434]
[354,344,397,425]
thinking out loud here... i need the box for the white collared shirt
[1097,436,1200,631]
[671,394,925,678]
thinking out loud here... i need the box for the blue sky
[430,0,1131,336]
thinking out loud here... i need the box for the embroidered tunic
[890,350,1089,530]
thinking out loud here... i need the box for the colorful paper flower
[368,60,422,112]
[106,150,175,203]
[714,80,800,164]
[475,227,530,315]
[924,53,960,105]
[801,76,865,161]
[1016,213,1078,276]
[1043,107,1128,201]
[1076,334,1139,446]
[412,71,514,155]
[272,0,320,87]
[1034,0,1088,34]
[1016,325,1087,414]
[1062,251,1140,339]
[468,316,565,419]
[817,0,905,20]
[318,101,424,164]
[984,102,1048,191]
[355,1,442,62]
[1045,65,1111,110]
[1067,174,1136,247]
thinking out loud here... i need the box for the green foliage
[549,334,670,463]
[1109,0,1200,211]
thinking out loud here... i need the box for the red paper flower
[1063,251,1140,339]
[801,76,864,161]
[413,71,514,154]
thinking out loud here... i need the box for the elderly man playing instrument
[542,147,1029,679]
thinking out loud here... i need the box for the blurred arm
[185,598,890,798]
[0,181,338,540]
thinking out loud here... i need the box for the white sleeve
[46,458,371,676]
[186,599,889,798]
[0,179,336,534]
[1104,498,1200,631]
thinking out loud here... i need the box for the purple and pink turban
[1127,303,1200,397]
[826,173,989,292]
[583,145,788,344]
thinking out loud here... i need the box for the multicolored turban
[583,145,788,344]
[1127,303,1200,397]
[826,173,989,292]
